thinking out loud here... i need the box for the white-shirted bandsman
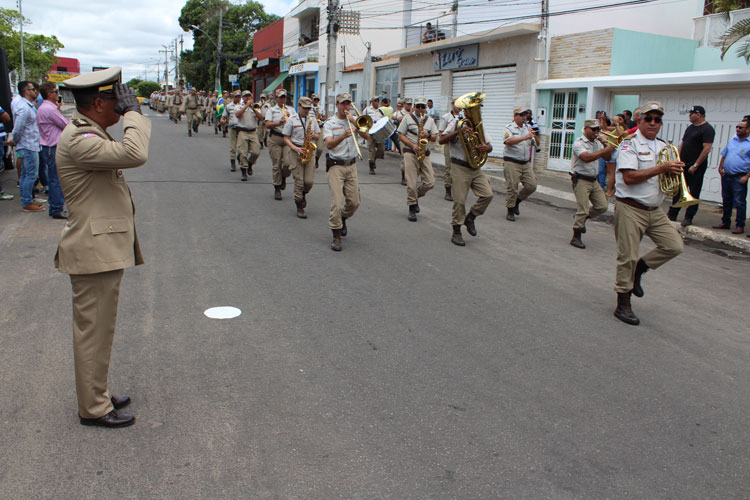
[502,106,538,221]
[438,102,461,201]
[265,88,297,200]
[283,96,321,218]
[364,96,386,174]
[235,90,264,181]
[397,97,438,221]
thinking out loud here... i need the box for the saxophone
[299,115,317,164]
[416,114,428,161]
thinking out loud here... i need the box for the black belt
[329,157,357,166]
[726,172,749,177]
[616,197,658,211]
[573,173,597,182]
[403,147,430,157]
[270,130,284,137]
[451,157,471,168]
[503,156,528,165]
[236,127,257,132]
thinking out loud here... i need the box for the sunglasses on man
[642,115,662,123]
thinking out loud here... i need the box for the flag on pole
[215,84,225,120]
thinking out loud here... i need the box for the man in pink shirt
[37,82,69,218]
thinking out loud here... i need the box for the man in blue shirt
[712,119,750,234]
[7,80,43,212]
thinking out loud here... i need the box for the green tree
[0,8,64,81]
[136,81,162,98]
[126,77,143,88]
[177,0,279,90]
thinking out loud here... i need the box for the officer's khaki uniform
[183,93,200,133]
[364,105,386,163]
[55,110,151,419]
[613,130,683,293]
[394,109,408,173]
[442,118,494,225]
[571,136,609,229]
[257,102,268,146]
[223,101,240,162]
[283,114,321,201]
[265,104,297,186]
[172,92,183,121]
[166,94,175,120]
[312,105,324,161]
[236,103,261,170]
[323,115,360,229]
[439,111,460,188]
[503,121,537,207]
[398,113,438,206]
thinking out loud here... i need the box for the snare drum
[369,117,396,143]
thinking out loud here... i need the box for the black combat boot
[408,205,417,222]
[274,186,282,200]
[230,159,236,172]
[240,167,248,181]
[451,225,465,246]
[506,207,515,221]
[614,292,640,325]
[401,172,407,186]
[570,228,585,249]
[296,199,307,219]
[188,130,192,137]
[341,218,348,237]
[631,258,649,298]
[369,161,376,175]
[445,186,453,201]
[464,211,477,236]
[514,198,521,215]
[331,228,342,251]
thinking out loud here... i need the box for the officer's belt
[329,157,357,166]
[403,146,430,157]
[573,173,597,182]
[236,127,256,132]
[270,130,284,137]
[451,157,471,168]
[616,197,658,211]
[503,156,528,165]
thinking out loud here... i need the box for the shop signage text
[433,44,478,71]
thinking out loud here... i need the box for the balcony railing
[693,7,750,47]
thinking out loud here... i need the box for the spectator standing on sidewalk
[0,105,13,200]
[7,80,43,212]
[712,119,750,235]
[37,82,69,219]
[667,105,714,227]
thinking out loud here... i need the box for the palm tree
[716,1,750,62]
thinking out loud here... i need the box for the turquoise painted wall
[610,29,698,76]
[693,46,749,70]
[613,95,640,116]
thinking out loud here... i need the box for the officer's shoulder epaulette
[72,118,91,127]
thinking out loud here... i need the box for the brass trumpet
[350,103,373,133]
[658,142,699,208]
[598,129,628,148]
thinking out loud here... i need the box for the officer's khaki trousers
[451,163,494,225]
[238,130,260,169]
[186,110,198,131]
[403,152,435,206]
[368,137,384,163]
[286,147,315,201]
[70,269,124,419]
[573,179,608,229]
[328,164,360,229]
[315,135,324,161]
[443,144,452,187]
[504,160,537,207]
[614,202,683,293]
[257,121,266,145]
[228,127,239,161]
[268,134,289,186]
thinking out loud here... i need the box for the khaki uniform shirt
[503,121,535,162]
[283,114,321,147]
[443,117,494,163]
[570,136,603,177]
[364,105,385,123]
[183,94,199,111]
[323,115,358,161]
[54,111,152,275]
[236,104,260,130]
[224,102,240,128]
[615,130,667,207]
[172,92,183,106]
[265,105,297,134]
[438,111,460,134]
[397,113,438,146]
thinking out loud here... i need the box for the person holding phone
[37,82,69,218]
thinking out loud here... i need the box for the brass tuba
[658,142,700,208]
[454,92,488,169]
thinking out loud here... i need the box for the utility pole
[18,0,25,80]
[362,42,372,110]
[536,0,549,82]
[174,39,179,83]
[179,35,184,83]
[160,46,170,89]
[451,0,459,38]
[325,0,340,117]
[215,6,223,91]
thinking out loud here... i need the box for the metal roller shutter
[403,76,441,102]
[452,67,516,159]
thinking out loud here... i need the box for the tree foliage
[126,77,143,88]
[136,81,162,98]
[716,2,750,63]
[178,0,279,90]
[0,8,64,81]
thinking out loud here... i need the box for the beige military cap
[513,106,526,116]
[403,97,413,105]
[371,96,380,102]
[232,90,241,97]
[336,92,352,103]
[241,90,252,97]
[637,101,664,115]
[62,66,121,93]
[414,97,427,106]
[298,96,313,108]
[275,88,287,97]
[583,119,600,129]
[311,93,319,100]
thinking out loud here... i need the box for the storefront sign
[228,74,238,83]
[433,44,478,71]
[47,72,77,83]
[289,62,318,75]
[280,55,292,72]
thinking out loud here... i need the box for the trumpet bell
[671,172,700,208]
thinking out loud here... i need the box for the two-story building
[240,18,285,98]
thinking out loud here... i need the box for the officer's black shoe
[408,205,417,222]
[230,159,236,172]
[506,208,515,221]
[570,228,585,249]
[614,292,640,326]
[451,225,465,246]
[240,167,248,181]
[274,187,282,200]
[280,176,286,190]
[445,186,453,201]
[295,200,307,219]
[341,218,348,237]
[331,229,342,251]
[369,161,376,175]
[514,198,521,215]
[414,203,420,214]
[464,212,477,236]
[79,409,135,428]
[111,395,131,410]
[631,258,649,298]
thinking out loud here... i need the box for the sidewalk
[392,147,750,253]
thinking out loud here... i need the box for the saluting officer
[323,92,368,251]
[55,67,151,428]
[265,88,297,200]
[438,99,461,201]
[183,88,200,136]
[503,106,538,221]
[235,90,264,181]
[397,96,438,222]
[364,96,386,175]
[283,96,321,219]
[569,119,615,249]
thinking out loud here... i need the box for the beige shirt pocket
[90,216,133,263]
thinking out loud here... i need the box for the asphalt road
[1,110,748,500]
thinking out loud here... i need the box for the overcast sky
[4,0,295,82]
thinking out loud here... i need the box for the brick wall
[548,29,614,79]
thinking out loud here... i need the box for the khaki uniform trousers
[328,164,360,229]
[268,133,290,186]
[443,144,452,187]
[614,202,683,293]
[504,160,537,207]
[257,121,266,145]
[573,178,608,229]
[237,129,260,169]
[286,147,315,202]
[315,135,324,161]
[70,269,124,419]
[228,127,239,161]
[368,137,384,163]
[169,105,179,121]
[403,152,435,206]
[451,163,494,225]
[186,109,199,132]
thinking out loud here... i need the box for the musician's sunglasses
[642,115,662,123]
[415,104,427,108]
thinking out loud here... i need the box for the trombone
[345,106,363,160]
[350,103,374,133]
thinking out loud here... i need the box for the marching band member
[364,96,386,175]
[438,100,461,201]
[503,106,538,221]
[311,93,325,168]
[235,90,264,181]
[265,88,297,200]
[220,91,242,171]
[283,96,321,219]
[397,96,438,222]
